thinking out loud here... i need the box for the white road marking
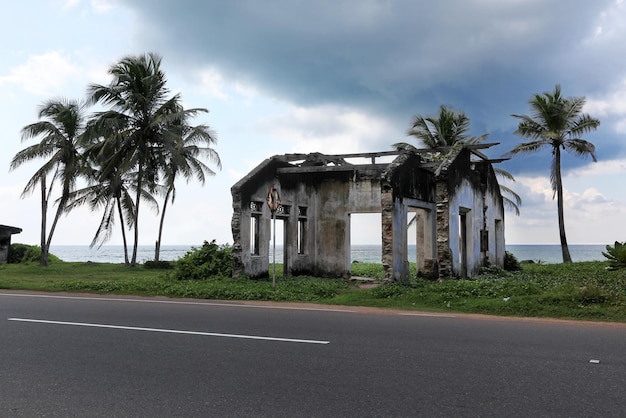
[8,318,330,345]
[0,292,355,313]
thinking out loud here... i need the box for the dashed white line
[8,318,330,345]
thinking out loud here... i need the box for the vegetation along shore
[2,242,625,323]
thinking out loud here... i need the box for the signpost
[267,185,281,291]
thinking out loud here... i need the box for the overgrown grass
[333,261,626,322]
[1,260,625,322]
[0,261,348,302]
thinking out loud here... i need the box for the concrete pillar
[436,181,452,277]
[230,191,244,278]
[392,199,410,282]
[381,189,393,281]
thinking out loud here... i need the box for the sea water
[50,244,607,264]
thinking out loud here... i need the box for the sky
[2,0,626,248]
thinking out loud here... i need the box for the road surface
[1,291,625,417]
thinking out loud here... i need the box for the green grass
[1,260,625,322]
[0,261,349,302]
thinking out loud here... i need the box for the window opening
[298,206,307,255]
[459,209,469,277]
[250,201,263,256]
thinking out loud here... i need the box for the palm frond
[493,167,516,182]
[563,139,597,162]
[504,140,550,157]
[502,195,521,216]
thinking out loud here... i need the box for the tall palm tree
[405,105,483,148]
[87,52,192,266]
[153,121,221,261]
[509,85,600,263]
[10,98,87,266]
[394,105,521,215]
[66,128,140,265]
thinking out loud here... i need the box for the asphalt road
[1,291,625,417]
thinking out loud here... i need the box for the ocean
[49,244,608,265]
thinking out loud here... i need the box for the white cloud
[198,68,228,100]
[506,164,626,244]
[568,158,626,177]
[583,0,626,44]
[62,0,80,9]
[261,104,393,154]
[586,79,626,118]
[91,0,114,13]
[0,51,82,96]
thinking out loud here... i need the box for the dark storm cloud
[122,0,622,173]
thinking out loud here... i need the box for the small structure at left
[0,225,23,263]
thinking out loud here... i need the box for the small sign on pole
[267,186,281,291]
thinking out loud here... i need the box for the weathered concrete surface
[0,225,22,263]
[231,146,505,281]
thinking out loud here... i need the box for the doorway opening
[269,215,286,273]
[459,208,470,277]
[349,213,382,264]
[407,208,418,264]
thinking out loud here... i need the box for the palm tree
[10,98,87,266]
[509,85,600,263]
[87,52,192,266]
[395,105,521,215]
[66,129,138,265]
[153,120,221,261]
[404,105,488,148]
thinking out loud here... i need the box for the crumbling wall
[231,149,504,281]
[381,153,437,282]
[0,225,22,263]
[231,158,291,279]
[443,148,505,277]
[477,161,506,267]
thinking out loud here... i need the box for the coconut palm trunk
[45,195,69,255]
[154,187,172,262]
[554,147,572,263]
[116,197,130,266]
[130,163,143,266]
[39,177,48,266]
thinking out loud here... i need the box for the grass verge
[1,260,625,322]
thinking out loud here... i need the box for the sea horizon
[48,243,608,265]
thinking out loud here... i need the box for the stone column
[381,188,394,281]
[231,189,244,278]
[435,181,452,278]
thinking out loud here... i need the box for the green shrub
[8,243,29,263]
[602,241,626,270]
[504,251,521,271]
[8,243,61,264]
[173,240,232,280]
[143,260,174,269]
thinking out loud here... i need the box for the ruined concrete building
[231,144,506,281]
[0,225,22,263]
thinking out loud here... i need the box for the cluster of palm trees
[10,53,221,266]
[396,85,600,263]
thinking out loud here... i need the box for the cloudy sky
[2,0,626,249]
